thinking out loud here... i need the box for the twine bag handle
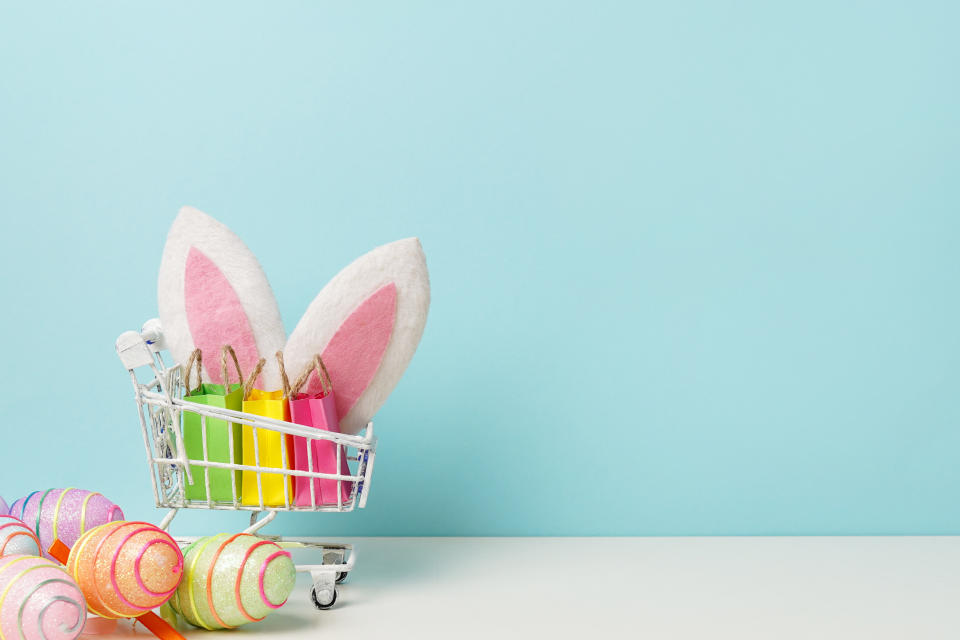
[183,348,203,396]
[291,355,333,398]
[276,351,293,399]
[220,345,245,391]
[243,358,267,400]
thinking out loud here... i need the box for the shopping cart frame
[116,319,378,609]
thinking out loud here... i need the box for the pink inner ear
[312,283,397,418]
[185,247,262,386]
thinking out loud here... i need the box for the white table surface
[103,537,960,639]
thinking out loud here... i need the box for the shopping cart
[115,319,377,610]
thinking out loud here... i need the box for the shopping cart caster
[311,585,338,610]
[310,571,338,610]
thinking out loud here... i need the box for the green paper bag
[181,347,245,503]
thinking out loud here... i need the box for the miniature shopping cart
[115,319,377,610]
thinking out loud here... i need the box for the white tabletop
[103,537,960,639]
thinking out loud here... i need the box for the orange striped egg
[170,533,296,629]
[0,515,41,557]
[65,521,183,619]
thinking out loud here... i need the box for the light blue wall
[1,1,958,536]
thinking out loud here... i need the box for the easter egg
[0,496,7,516]
[66,521,183,619]
[0,554,86,640]
[10,489,124,557]
[0,515,41,556]
[170,533,296,629]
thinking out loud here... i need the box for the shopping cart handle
[141,318,166,351]
[116,331,155,370]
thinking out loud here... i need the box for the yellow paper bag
[241,388,294,506]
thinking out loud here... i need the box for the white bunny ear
[158,207,287,389]
[284,238,430,434]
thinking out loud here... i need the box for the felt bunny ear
[284,238,430,434]
[158,207,287,389]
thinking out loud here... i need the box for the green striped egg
[170,533,296,629]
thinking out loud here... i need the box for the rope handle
[183,348,203,396]
[243,358,266,400]
[291,354,333,397]
[239,351,293,399]
[220,345,245,390]
[277,351,293,399]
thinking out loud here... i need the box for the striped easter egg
[0,554,86,640]
[170,533,296,629]
[0,496,7,516]
[9,489,124,558]
[66,521,183,619]
[0,515,41,557]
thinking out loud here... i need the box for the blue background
[1,1,958,536]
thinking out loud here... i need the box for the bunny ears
[158,206,430,434]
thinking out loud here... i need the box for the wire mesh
[123,333,376,513]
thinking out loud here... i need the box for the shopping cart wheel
[336,572,348,584]
[311,586,338,610]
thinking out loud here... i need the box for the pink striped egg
[0,554,86,640]
[0,515,41,556]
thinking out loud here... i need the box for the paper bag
[181,348,243,503]
[288,356,352,506]
[241,356,294,506]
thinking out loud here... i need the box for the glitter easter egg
[0,496,7,516]
[66,521,183,619]
[0,515,41,556]
[170,533,295,629]
[10,489,124,558]
[0,554,86,640]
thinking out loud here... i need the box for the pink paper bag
[288,356,353,506]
